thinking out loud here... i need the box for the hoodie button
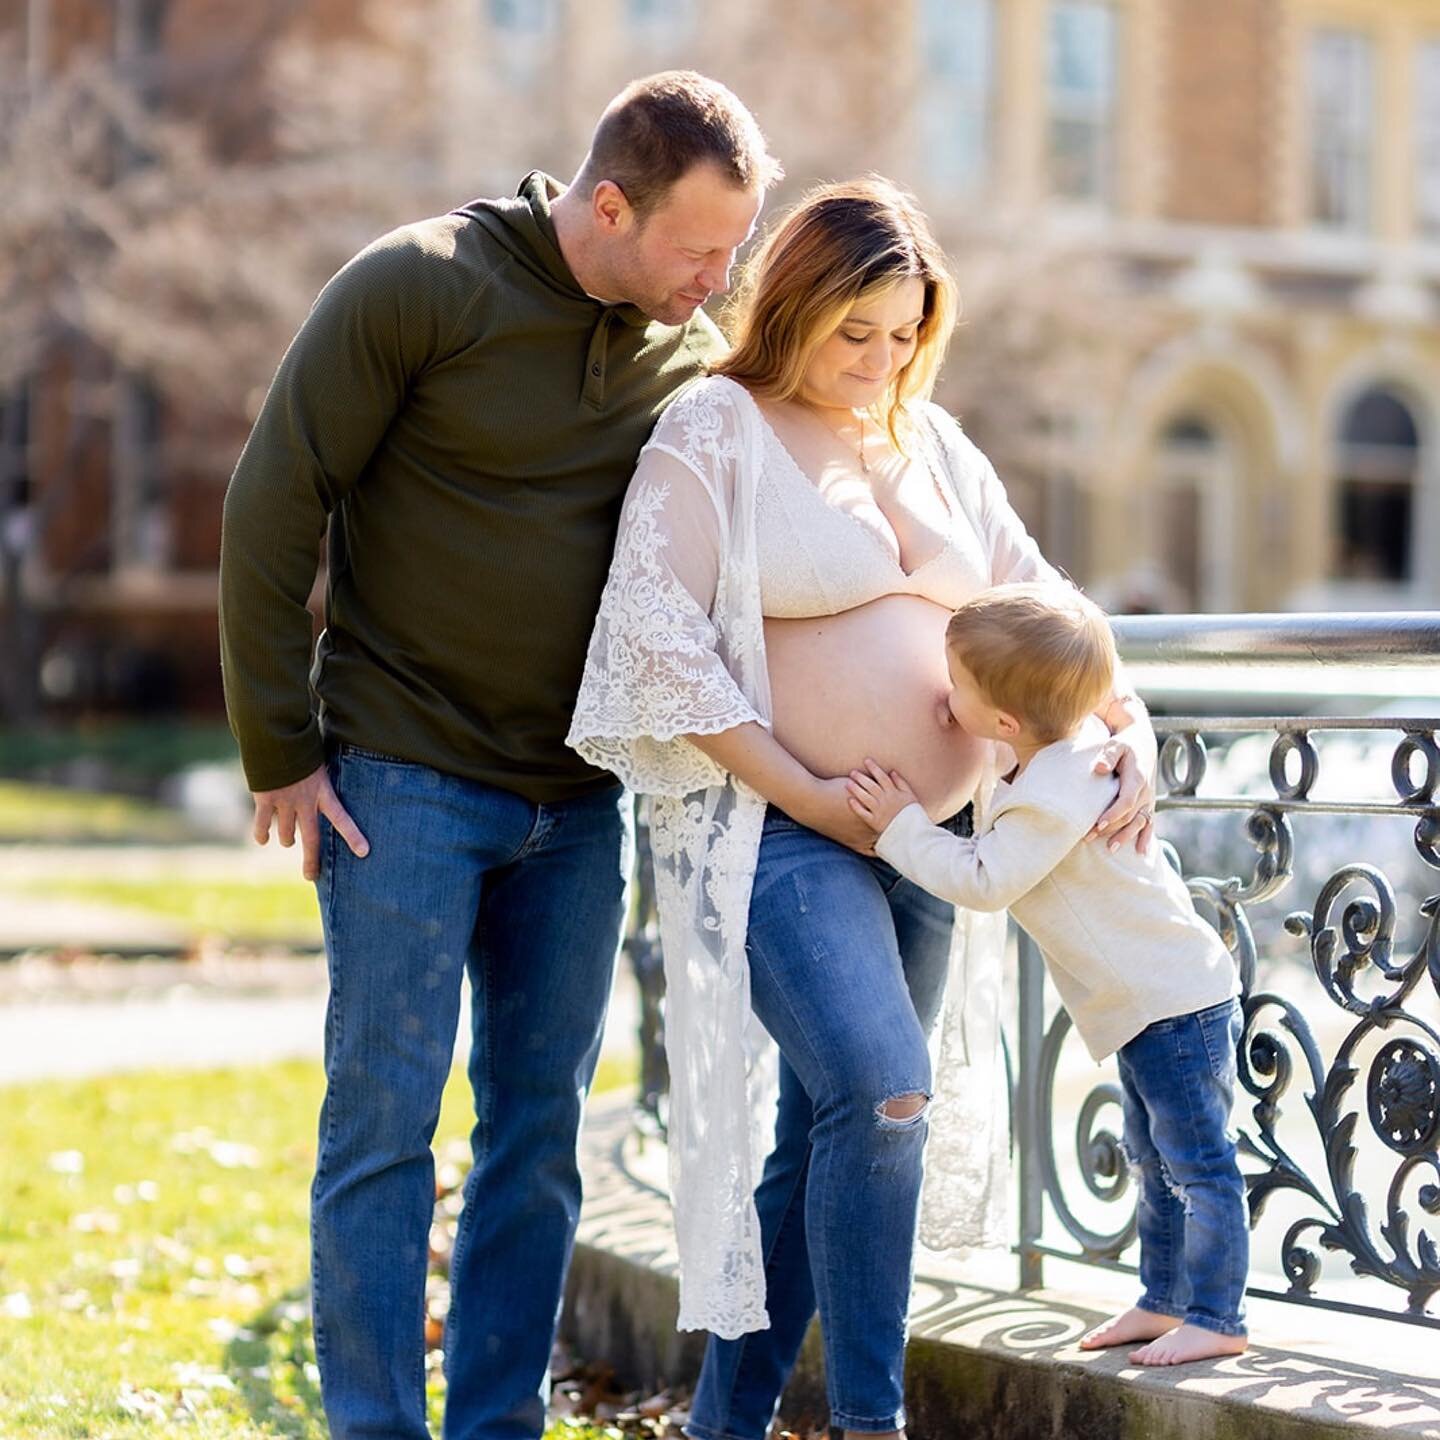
[591,364,601,377]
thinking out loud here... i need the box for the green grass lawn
[7,876,324,946]
[0,1056,637,1440]
[0,781,191,845]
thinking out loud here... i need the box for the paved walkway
[572,1093,1440,1438]
[0,840,309,955]
[0,947,642,1086]
[0,837,612,1084]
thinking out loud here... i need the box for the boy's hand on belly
[847,759,919,837]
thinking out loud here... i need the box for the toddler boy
[848,581,1247,1365]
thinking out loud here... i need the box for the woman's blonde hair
[946,583,1117,744]
[711,177,958,447]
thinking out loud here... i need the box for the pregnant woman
[569,179,1154,1440]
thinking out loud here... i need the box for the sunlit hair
[946,583,1117,744]
[712,177,958,448]
[575,71,781,220]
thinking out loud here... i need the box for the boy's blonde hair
[946,583,1117,743]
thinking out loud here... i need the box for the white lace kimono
[568,375,1051,1338]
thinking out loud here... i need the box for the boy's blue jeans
[1117,995,1249,1337]
[311,746,632,1440]
[686,806,963,1440]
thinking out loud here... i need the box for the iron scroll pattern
[1021,718,1440,1326]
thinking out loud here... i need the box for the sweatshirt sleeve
[873,799,1088,912]
[218,231,474,792]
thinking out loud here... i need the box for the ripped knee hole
[876,1092,930,1126]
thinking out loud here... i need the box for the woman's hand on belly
[788,775,879,854]
[680,721,879,855]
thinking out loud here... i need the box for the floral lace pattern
[569,376,1040,1335]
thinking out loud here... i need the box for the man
[219,72,778,1440]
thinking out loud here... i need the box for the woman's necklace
[803,402,871,474]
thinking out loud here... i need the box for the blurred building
[0,0,435,719]
[436,0,1440,618]
[2,0,1437,718]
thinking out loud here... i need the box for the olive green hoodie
[219,172,724,800]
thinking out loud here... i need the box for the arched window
[1334,387,1418,583]
[1154,413,1234,611]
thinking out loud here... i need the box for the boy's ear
[994,708,1024,741]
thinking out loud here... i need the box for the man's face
[609,164,763,325]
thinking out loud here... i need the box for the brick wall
[1161,0,1278,226]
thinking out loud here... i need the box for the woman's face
[798,276,926,412]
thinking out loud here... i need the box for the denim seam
[1198,998,1237,1081]
[1136,1295,1187,1319]
[443,934,497,1386]
[747,881,854,1422]
[1170,1016,1244,1330]
[727,1148,813,1437]
[829,1406,908,1430]
[683,1423,752,1440]
[311,808,343,1374]
[1182,1310,1248,1337]
[1120,1047,1182,1313]
[338,743,422,767]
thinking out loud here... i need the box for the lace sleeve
[568,381,766,797]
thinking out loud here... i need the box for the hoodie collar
[518,171,654,330]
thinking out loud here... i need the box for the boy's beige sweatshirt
[875,715,1239,1060]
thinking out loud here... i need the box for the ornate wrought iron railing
[622,611,1440,1326]
[1016,611,1440,1327]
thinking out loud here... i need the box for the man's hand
[252,765,369,882]
[846,759,920,836]
[1088,742,1155,854]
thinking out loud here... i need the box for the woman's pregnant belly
[764,594,985,823]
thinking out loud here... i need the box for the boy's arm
[872,799,1088,912]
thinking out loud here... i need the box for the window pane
[1047,0,1117,202]
[1334,387,1417,583]
[1050,2,1115,99]
[1336,482,1412,580]
[628,0,694,24]
[1309,28,1372,230]
[918,0,994,191]
[488,0,557,34]
[1418,41,1440,237]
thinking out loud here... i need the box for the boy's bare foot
[1079,1307,1180,1350]
[1129,1323,1248,1366]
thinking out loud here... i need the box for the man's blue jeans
[311,746,632,1440]
[687,807,961,1440]
[1117,995,1248,1337]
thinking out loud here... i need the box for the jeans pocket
[1199,998,1242,1082]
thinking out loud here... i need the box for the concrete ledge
[565,1094,1440,1440]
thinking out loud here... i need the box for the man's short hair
[946,583,1117,744]
[579,71,781,219]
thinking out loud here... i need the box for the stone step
[566,1093,1440,1440]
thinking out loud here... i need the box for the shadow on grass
[226,1283,328,1439]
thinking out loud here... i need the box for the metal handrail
[1015,610,1440,1328]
